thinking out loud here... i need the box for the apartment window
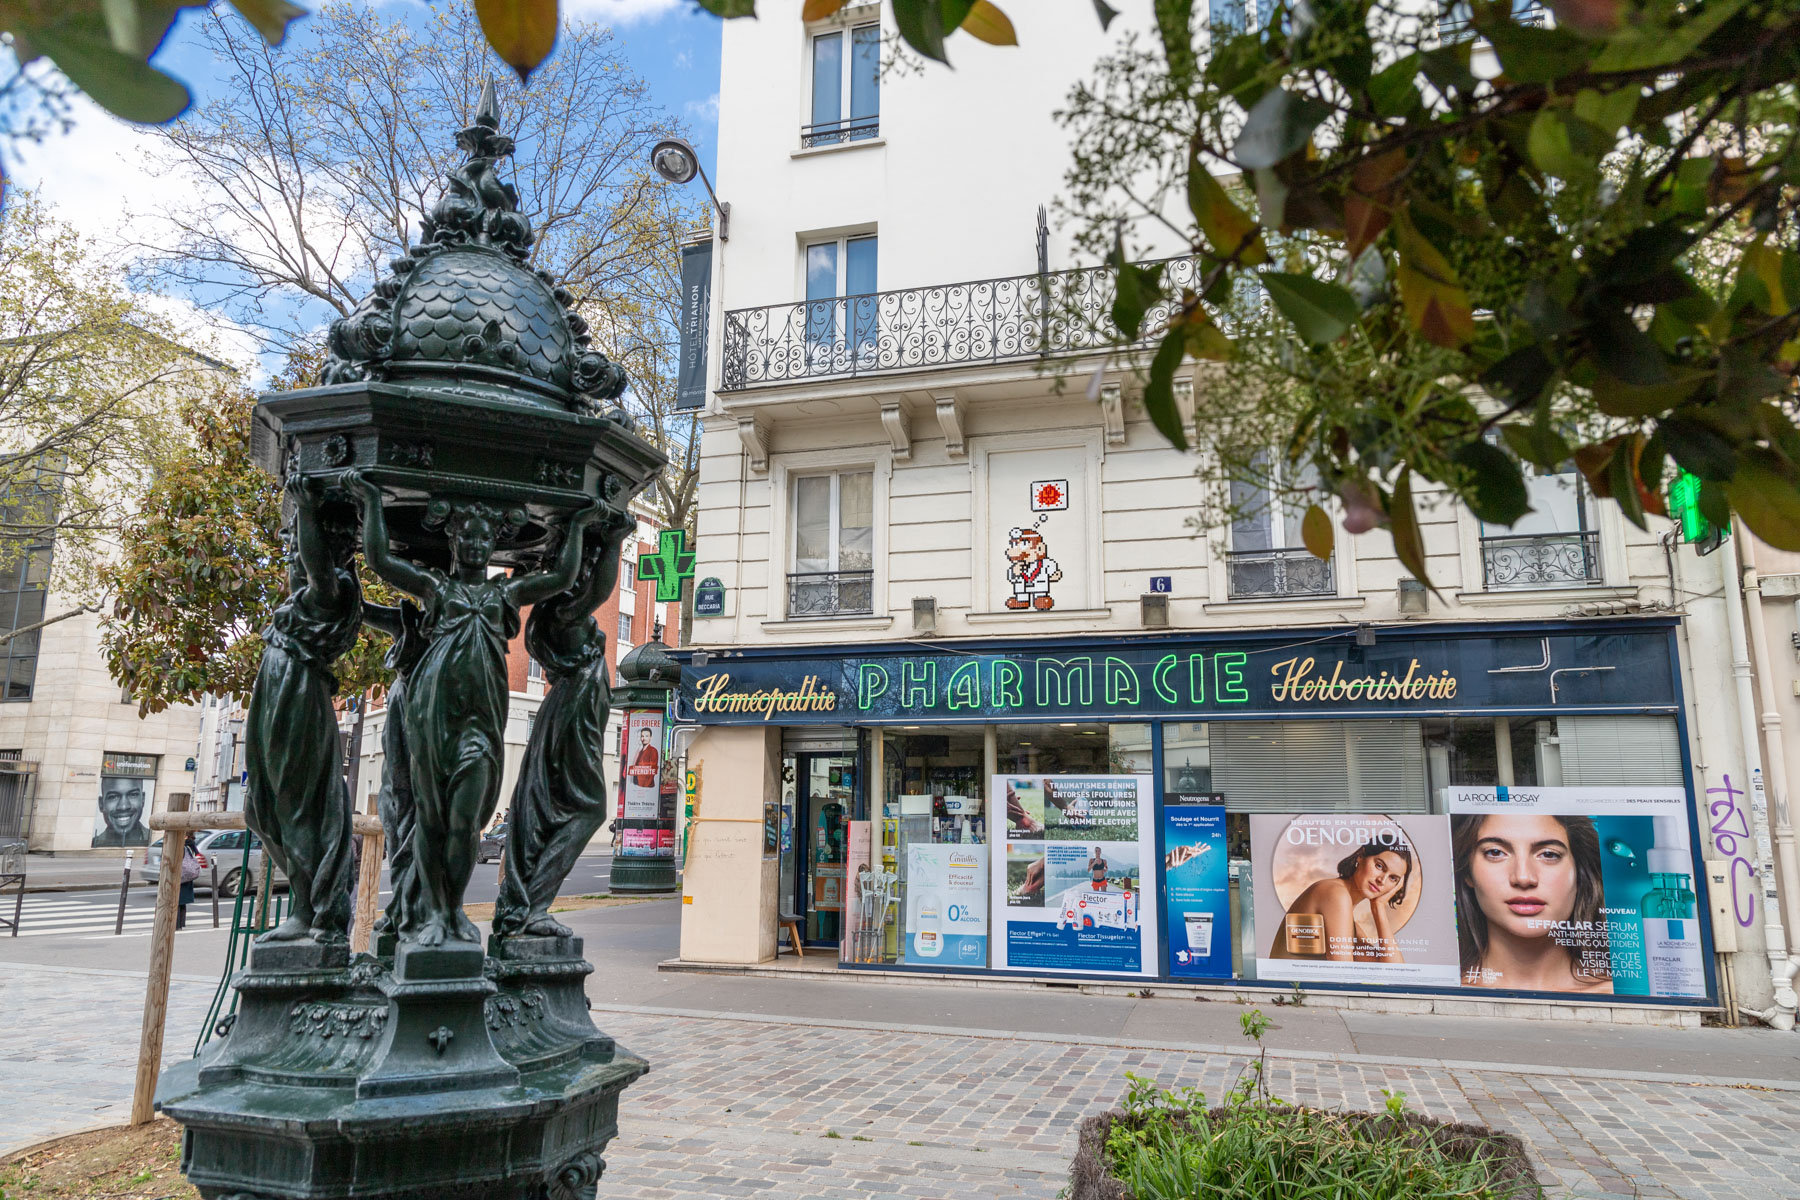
[0,546,49,702]
[805,234,879,360]
[617,612,633,646]
[1480,465,1602,590]
[790,470,874,617]
[806,23,879,146]
[1225,454,1334,599]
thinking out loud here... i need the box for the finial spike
[476,78,499,129]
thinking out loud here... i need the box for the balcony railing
[787,569,875,618]
[1226,548,1335,600]
[1481,530,1602,590]
[801,116,880,148]
[721,256,1203,390]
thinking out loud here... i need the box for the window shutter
[1556,716,1683,787]
[1212,720,1427,813]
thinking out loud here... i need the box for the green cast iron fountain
[154,83,662,1200]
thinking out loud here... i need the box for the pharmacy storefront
[675,618,1718,1009]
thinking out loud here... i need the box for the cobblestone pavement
[5,963,1797,1199]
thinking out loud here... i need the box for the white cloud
[562,0,688,24]
[685,92,720,125]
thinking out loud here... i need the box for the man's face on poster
[100,778,145,835]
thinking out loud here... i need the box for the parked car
[141,828,289,897]
[477,822,508,865]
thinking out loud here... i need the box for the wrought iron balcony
[787,569,875,618]
[1226,547,1335,600]
[801,116,879,148]
[720,256,1202,389]
[1481,530,1602,590]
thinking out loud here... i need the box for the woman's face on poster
[1352,850,1406,903]
[1467,814,1578,939]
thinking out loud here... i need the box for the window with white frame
[806,23,879,146]
[789,470,874,617]
[1479,465,1602,590]
[805,234,878,360]
[1225,453,1334,599]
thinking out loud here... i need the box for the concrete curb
[590,999,1800,1093]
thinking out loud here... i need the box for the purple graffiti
[1707,775,1758,928]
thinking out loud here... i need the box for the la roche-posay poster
[991,774,1157,977]
[903,844,988,967]
[1250,813,1460,988]
[1445,787,1706,998]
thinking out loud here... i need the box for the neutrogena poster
[991,774,1157,977]
[1445,787,1706,998]
[1250,813,1459,987]
[1162,794,1231,979]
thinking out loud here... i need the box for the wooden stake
[131,827,184,1125]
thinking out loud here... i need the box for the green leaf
[1501,422,1572,468]
[1232,88,1333,171]
[1300,504,1334,561]
[473,0,559,83]
[1454,440,1531,526]
[1366,53,1419,119]
[1143,329,1190,452]
[1724,450,1800,551]
[1109,239,1164,339]
[1481,344,1555,411]
[1260,272,1357,344]
[1188,150,1266,264]
[27,22,190,123]
[1385,471,1433,589]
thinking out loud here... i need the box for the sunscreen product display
[1640,815,1705,997]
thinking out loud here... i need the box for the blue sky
[10,1,723,368]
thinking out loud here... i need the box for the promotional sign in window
[622,710,664,819]
[991,774,1157,976]
[903,844,988,967]
[1446,787,1706,998]
[1250,814,1459,987]
[1162,793,1230,979]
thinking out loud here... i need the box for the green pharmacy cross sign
[639,529,696,603]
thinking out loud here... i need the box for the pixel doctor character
[1005,527,1062,611]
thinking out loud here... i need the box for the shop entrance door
[794,752,855,946]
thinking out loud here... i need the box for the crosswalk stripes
[4,894,195,938]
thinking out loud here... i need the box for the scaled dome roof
[320,82,627,411]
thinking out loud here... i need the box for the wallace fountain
[154,85,663,1199]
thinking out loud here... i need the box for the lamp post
[650,136,730,240]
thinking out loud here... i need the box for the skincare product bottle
[1284,912,1325,956]
[914,890,944,958]
[1640,815,1706,997]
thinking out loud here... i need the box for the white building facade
[674,1,1800,1026]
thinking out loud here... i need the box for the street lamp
[651,136,730,241]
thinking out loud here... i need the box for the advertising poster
[1250,813,1459,987]
[622,709,664,819]
[903,844,989,967]
[1446,787,1706,998]
[1162,794,1231,979]
[991,774,1157,976]
[93,775,154,848]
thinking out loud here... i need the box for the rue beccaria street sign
[155,84,663,1200]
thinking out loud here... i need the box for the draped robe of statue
[492,553,629,936]
[365,600,427,938]
[243,494,362,942]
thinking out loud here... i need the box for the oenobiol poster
[990,774,1157,977]
[1250,813,1459,987]
[1445,787,1706,998]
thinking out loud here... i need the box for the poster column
[990,774,1158,977]
[1161,793,1231,979]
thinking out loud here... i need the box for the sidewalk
[4,958,1797,1199]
